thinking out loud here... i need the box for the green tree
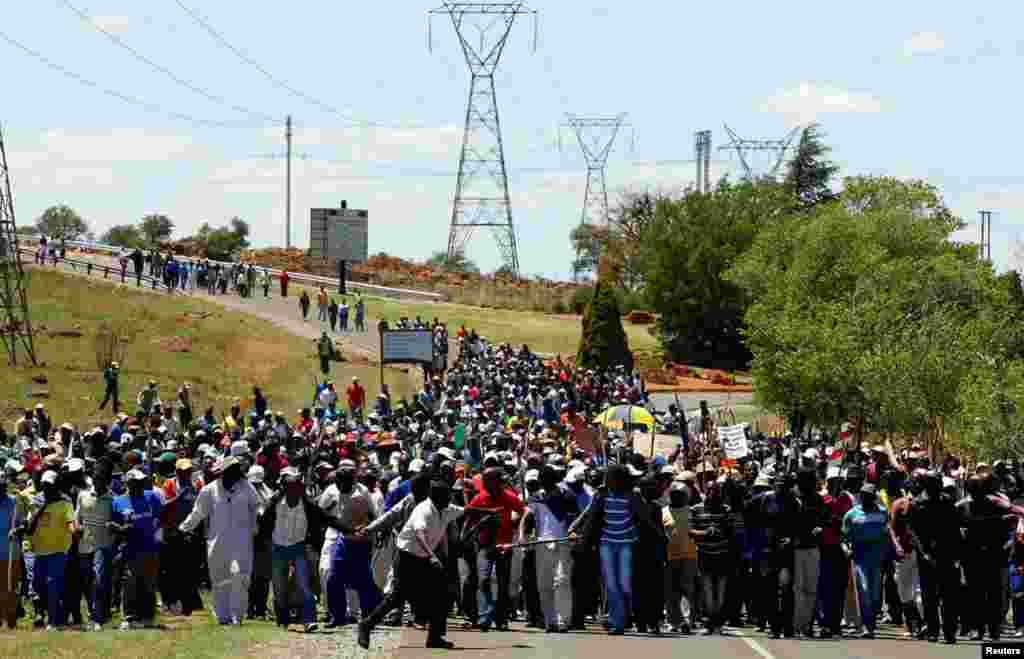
[639,178,792,368]
[569,190,662,290]
[139,214,175,246]
[729,176,1003,446]
[427,249,479,273]
[36,205,88,241]
[100,224,144,249]
[784,123,839,210]
[577,266,633,372]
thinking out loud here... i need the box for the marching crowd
[2,327,1024,650]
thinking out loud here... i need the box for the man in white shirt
[318,461,379,627]
[358,480,463,650]
[260,467,319,633]
[179,457,259,625]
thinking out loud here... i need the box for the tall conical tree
[785,123,839,211]
[577,258,633,371]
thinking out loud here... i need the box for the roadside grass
[3,268,418,432]
[3,606,281,659]
[304,288,660,357]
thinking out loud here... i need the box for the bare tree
[94,319,137,370]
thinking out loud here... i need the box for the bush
[571,286,595,314]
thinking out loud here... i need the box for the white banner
[381,329,434,364]
[719,424,749,459]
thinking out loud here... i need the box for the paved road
[393,621,976,659]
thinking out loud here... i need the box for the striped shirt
[600,495,637,544]
[690,503,734,567]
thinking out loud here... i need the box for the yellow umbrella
[593,405,655,429]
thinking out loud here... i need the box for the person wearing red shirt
[465,467,525,631]
[347,377,366,418]
[818,469,857,638]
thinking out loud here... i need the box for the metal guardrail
[18,246,175,292]
[15,236,444,302]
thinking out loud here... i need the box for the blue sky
[2,1,1020,277]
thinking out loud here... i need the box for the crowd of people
[2,326,1023,651]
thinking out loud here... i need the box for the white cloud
[903,31,946,57]
[51,167,116,187]
[91,15,131,33]
[39,129,201,163]
[268,125,462,163]
[762,82,883,126]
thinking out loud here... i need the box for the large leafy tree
[36,205,88,241]
[784,123,839,211]
[191,217,251,261]
[639,179,792,368]
[139,214,175,246]
[100,224,144,249]
[569,190,662,290]
[729,176,1010,451]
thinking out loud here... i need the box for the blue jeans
[477,549,512,628]
[85,548,113,624]
[853,559,883,631]
[34,553,67,626]
[599,542,633,632]
[327,539,381,624]
[272,544,316,626]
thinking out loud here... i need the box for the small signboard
[380,329,434,365]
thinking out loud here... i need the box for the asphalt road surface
[393,620,977,659]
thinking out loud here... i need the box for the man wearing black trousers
[359,481,462,650]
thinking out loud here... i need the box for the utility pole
[0,122,38,367]
[429,2,539,277]
[285,115,292,249]
[559,113,632,280]
[979,210,993,261]
[252,117,308,249]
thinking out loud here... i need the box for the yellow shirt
[30,499,74,556]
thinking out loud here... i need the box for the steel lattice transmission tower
[560,113,631,279]
[429,2,538,277]
[718,123,801,180]
[0,123,38,367]
[694,130,712,193]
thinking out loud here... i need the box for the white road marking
[729,629,779,659]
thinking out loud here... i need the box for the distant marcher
[299,291,311,321]
[328,299,339,333]
[99,362,120,414]
[318,333,335,376]
[279,271,289,297]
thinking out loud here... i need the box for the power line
[57,0,280,125]
[171,0,436,130]
[0,29,256,128]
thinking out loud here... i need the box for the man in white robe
[180,456,259,625]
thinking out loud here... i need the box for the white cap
[524,469,540,482]
[41,470,59,485]
[67,458,85,473]
[408,459,426,473]
[826,466,842,480]
[125,469,147,482]
[626,464,644,477]
[942,477,956,489]
[438,447,455,460]
[230,440,250,457]
[247,465,265,484]
[660,465,676,476]
[338,459,357,470]
[567,466,586,483]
